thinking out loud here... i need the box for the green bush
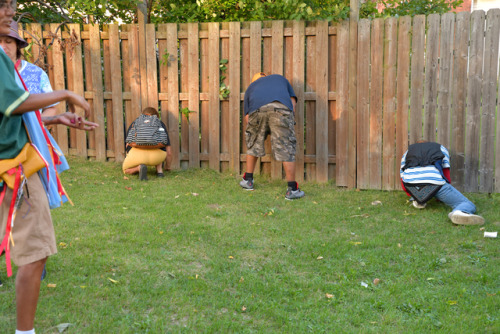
[18,0,464,24]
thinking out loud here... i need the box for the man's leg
[283,161,295,182]
[435,183,484,225]
[435,183,477,213]
[16,258,47,331]
[246,155,258,174]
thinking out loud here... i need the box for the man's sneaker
[412,201,426,209]
[448,210,485,226]
[139,164,148,181]
[239,178,254,190]
[285,187,304,200]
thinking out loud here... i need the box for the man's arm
[13,90,90,118]
[42,112,98,131]
[291,96,297,112]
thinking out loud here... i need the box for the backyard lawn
[0,157,498,333]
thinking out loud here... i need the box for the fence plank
[249,21,262,175]
[220,23,230,173]
[102,26,114,158]
[179,25,189,168]
[208,23,221,171]
[271,20,284,179]
[328,23,337,181]
[241,24,250,173]
[109,24,125,162]
[423,14,440,141]
[293,20,305,183]
[305,25,316,181]
[44,24,56,139]
[382,17,397,190]
[348,13,358,188]
[229,22,241,172]
[188,23,200,168]
[479,8,500,193]
[316,20,329,183]
[450,12,470,191]
[82,25,95,153]
[437,13,455,148]
[67,24,87,158]
[49,23,68,153]
[336,20,349,187]
[166,23,180,170]
[464,10,485,192]
[356,19,370,189]
[89,24,106,161]
[121,25,133,130]
[128,25,142,123]
[28,23,44,66]
[395,16,411,186]
[369,18,383,189]
[409,15,426,144]
[200,24,209,168]
[146,24,158,109]
[138,19,148,109]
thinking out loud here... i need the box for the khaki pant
[0,173,56,266]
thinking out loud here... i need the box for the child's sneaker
[412,201,426,209]
[285,187,304,200]
[448,210,484,225]
[239,178,254,190]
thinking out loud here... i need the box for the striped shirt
[400,145,450,185]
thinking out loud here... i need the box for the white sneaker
[448,210,485,226]
[412,201,426,209]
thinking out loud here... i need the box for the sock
[244,173,253,181]
[288,181,298,191]
[16,330,35,334]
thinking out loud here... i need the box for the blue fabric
[16,60,70,209]
[18,60,58,108]
[435,183,476,214]
[243,74,296,115]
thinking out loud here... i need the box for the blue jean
[435,183,476,214]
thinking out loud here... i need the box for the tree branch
[31,0,73,22]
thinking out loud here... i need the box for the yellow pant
[122,147,167,172]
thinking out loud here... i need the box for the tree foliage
[17,0,463,24]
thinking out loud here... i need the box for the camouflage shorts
[245,102,296,162]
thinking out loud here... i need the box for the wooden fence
[18,9,500,193]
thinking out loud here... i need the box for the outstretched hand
[42,112,98,131]
[66,91,91,118]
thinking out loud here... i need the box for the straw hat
[0,21,29,49]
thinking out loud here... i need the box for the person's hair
[142,107,159,117]
[15,39,22,59]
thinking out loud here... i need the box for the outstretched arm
[42,112,98,131]
[12,90,90,118]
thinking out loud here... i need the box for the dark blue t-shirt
[243,74,296,116]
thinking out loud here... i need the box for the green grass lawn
[1,157,499,333]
